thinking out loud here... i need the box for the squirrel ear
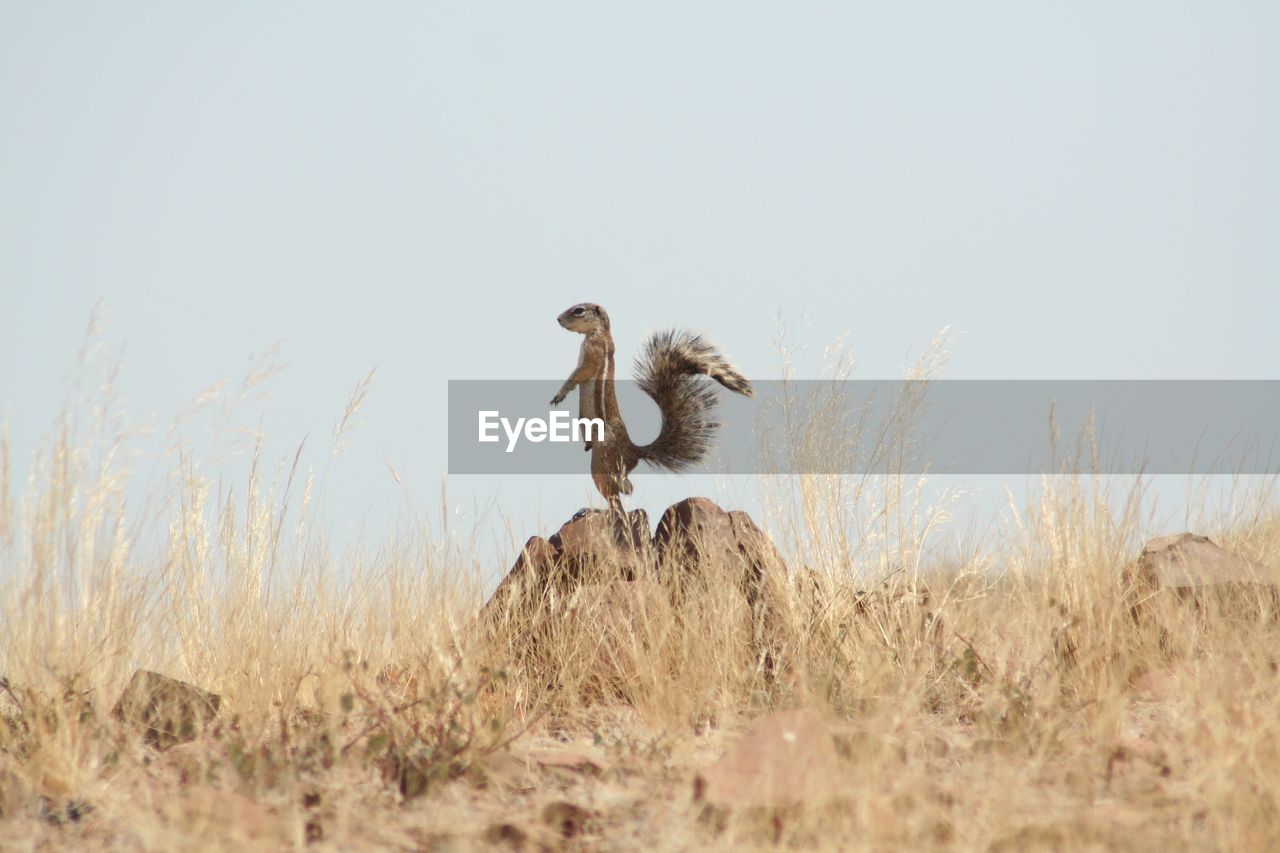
[596,306,611,331]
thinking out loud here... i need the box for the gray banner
[447,380,1280,475]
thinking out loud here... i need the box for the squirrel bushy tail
[632,330,754,472]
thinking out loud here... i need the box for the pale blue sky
[3,3,1278,569]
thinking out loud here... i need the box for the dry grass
[2,329,1279,851]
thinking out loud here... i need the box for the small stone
[694,708,841,811]
[541,801,595,839]
[483,822,529,847]
[111,670,220,750]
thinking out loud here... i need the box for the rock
[111,670,220,750]
[551,507,651,578]
[1134,533,1273,591]
[694,708,841,811]
[482,498,792,680]
[541,801,595,839]
[483,536,558,624]
[553,577,671,704]
[483,822,529,847]
[654,497,741,571]
[482,508,650,628]
[1126,533,1278,623]
[654,498,792,673]
[654,498,788,592]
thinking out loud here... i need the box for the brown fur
[550,303,753,510]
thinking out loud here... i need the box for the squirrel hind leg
[591,472,634,501]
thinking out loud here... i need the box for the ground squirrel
[550,303,753,510]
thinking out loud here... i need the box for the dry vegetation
[2,329,1279,851]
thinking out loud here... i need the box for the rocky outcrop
[1127,532,1278,619]
[653,498,792,673]
[482,498,792,677]
[1133,533,1273,591]
[481,507,651,624]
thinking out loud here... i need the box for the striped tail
[631,330,753,472]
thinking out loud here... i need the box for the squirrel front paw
[550,393,566,406]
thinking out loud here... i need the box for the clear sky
[3,3,1278,572]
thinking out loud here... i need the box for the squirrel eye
[573,307,586,316]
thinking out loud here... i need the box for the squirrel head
[556,303,610,334]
